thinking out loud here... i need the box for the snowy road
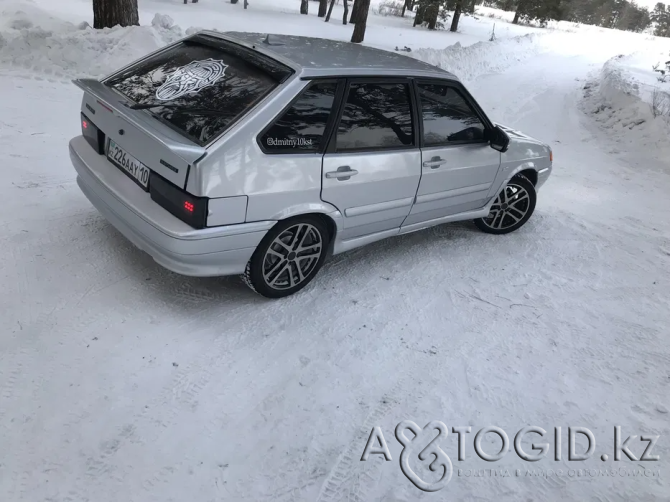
[1,49,669,501]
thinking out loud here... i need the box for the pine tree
[318,0,328,17]
[350,0,363,23]
[652,2,670,36]
[450,0,463,31]
[92,0,139,29]
[351,0,371,42]
[413,0,445,29]
[512,0,562,26]
[325,0,337,21]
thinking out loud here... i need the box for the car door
[402,80,502,227]
[321,78,421,241]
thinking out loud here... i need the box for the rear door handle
[422,156,447,169]
[325,166,358,180]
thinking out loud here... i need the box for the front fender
[487,134,552,199]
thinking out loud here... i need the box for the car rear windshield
[105,34,294,146]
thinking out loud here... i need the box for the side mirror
[489,125,510,153]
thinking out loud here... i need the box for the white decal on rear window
[155,58,228,101]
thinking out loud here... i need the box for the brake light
[81,113,105,155]
[149,172,208,229]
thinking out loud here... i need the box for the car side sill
[333,228,400,254]
[331,206,491,255]
[399,208,490,234]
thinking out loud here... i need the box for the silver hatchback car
[69,31,552,298]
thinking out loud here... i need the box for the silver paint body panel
[70,136,270,277]
[69,31,552,277]
[321,150,421,241]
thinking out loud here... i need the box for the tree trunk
[300,0,309,15]
[93,0,139,29]
[343,0,349,24]
[413,4,424,26]
[318,0,328,17]
[325,0,336,21]
[351,0,370,42]
[512,0,526,24]
[426,3,439,29]
[350,0,362,24]
[450,0,462,31]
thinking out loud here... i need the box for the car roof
[198,30,459,81]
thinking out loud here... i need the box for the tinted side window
[261,81,338,153]
[418,83,486,146]
[336,82,414,151]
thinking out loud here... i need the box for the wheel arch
[264,205,342,256]
[492,162,540,196]
[484,162,540,211]
[515,168,538,186]
[243,208,339,298]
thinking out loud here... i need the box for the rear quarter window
[105,36,293,146]
[260,81,338,153]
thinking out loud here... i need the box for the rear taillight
[149,173,208,229]
[81,113,105,154]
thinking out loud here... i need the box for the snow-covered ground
[1,1,669,501]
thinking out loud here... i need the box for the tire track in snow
[126,301,306,496]
[311,302,454,502]
[313,385,403,502]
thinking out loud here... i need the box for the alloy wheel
[481,183,531,231]
[262,223,324,290]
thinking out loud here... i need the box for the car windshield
[105,34,294,146]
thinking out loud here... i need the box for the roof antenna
[262,34,284,46]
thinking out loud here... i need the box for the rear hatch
[75,32,295,191]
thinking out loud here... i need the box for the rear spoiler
[72,78,207,166]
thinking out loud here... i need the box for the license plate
[107,139,150,190]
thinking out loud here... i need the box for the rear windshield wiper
[126,102,228,116]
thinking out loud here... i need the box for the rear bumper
[69,136,274,277]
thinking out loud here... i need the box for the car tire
[474,174,537,235]
[242,215,330,298]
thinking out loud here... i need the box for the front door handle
[325,166,359,180]
[422,156,447,169]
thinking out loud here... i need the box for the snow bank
[0,1,186,78]
[411,33,542,83]
[582,51,670,163]
[0,0,547,83]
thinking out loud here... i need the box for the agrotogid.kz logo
[361,421,453,492]
[155,58,228,101]
[361,422,661,493]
